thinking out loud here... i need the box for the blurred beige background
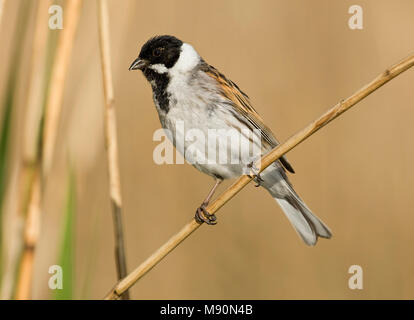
[1,0,414,299]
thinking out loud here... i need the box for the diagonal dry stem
[97,0,129,300]
[104,52,414,300]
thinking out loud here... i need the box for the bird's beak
[129,58,148,71]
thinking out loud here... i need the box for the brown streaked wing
[201,62,295,174]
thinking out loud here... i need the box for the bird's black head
[129,35,183,71]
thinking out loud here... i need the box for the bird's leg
[195,179,222,225]
[247,161,264,187]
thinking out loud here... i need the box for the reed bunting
[129,35,331,245]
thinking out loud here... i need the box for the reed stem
[15,0,82,299]
[97,0,129,300]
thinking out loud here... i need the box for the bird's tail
[261,167,332,246]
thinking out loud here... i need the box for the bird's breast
[151,70,263,179]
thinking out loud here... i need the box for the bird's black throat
[143,68,171,113]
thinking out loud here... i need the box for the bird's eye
[153,47,164,57]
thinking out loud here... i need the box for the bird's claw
[195,204,217,225]
[247,162,264,187]
[253,174,264,187]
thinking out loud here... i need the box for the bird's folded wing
[201,62,295,174]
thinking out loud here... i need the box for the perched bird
[129,35,331,245]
